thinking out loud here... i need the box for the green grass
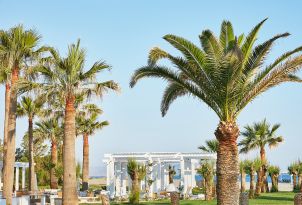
[82,192,295,205]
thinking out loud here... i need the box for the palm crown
[239,119,283,154]
[130,19,302,122]
[17,96,45,119]
[20,39,119,101]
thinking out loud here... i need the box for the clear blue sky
[1,0,302,175]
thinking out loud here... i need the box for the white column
[107,160,115,198]
[180,158,185,194]
[191,159,196,188]
[121,162,127,196]
[155,161,161,193]
[15,167,19,191]
[115,162,122,197]
[160,162,165,190]
[22,167,26,189]
[148,161,154,197]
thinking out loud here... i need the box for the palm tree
[239,119,283,192]
[288,162,299,191]
[197,160,214,201]
[240,160,249,193]
[244,160,255,199]
[0,25,48,204]
[254,158,265,196]
[268,165,280,192]
[129,19,302,204]
[16,96,44,191]
[19,40,119,205]
[198,139,218,153]
[35,118,63,189]
[76,105,109,191]
[127,159,146,204]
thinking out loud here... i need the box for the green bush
[192,186,204,195]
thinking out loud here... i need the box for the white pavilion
[103,152,216,198]
[0,161,29,192]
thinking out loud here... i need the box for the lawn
[82,192,295,205]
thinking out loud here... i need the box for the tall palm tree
[17,96,44,191]
[239,119,283,192]
[198,139,218,153]
[76,105,109,191]
[0,25,48,204]
[35,118,63,189]
[130,19,302,204]
[19,40,119,205]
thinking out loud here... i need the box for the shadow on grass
[255,195,293,202]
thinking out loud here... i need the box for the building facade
[103,152,216,198]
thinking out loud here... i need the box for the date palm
[0,25,48,204]
[17,96,44,191]
[239,119,283,192]
[130,19,302,204]
[268,165,280,192]
[35,118,63,189]
[76,105,109,191]
[19,40,119,205]
[198,139,218,153]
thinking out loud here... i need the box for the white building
[0,161,29,192]
[103,152,216,198]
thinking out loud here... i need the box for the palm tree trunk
[215,121,240,205]
[28,116,37,192]
[62,94,78,205]
[2,83,10,177]
[50,137,58,189]
[241,171,246,193]
[3,67,18,205]
[260,147,267,193]
[255,169,262,196]
[205,177,213,201]
[131,174,140,204]
[82,133,89,191]
[293,173,297,191]
[249,169,254,199]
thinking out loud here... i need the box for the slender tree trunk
[215,121,240,205]
[249,169,255,199]
[28,116,37,192]
[205,177,213,201]
[298,174,302,191]
[50,137,58,189]
[82,133,89,190]
[260,147,267,193]
[62,94,78,205]
[2,83,10,176]
[3,66,18,205]
[241,171,246,193]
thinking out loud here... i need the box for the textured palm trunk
[241,171,246,193]
[62,94,78,205]
[205,177,213,201]
[3,67,18,205]
[249,169,255,199]
[255,169,262,196]
[50,137,58,189]
[293,173,297,191]
[260,147,267,193]
[2,83,10,176]
[28,117,37,192]
[130,174,140,204]
[82,133,89,190]
[298,174,302,191]
[215,121,240,205]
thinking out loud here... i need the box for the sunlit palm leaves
[130,19,302,122]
